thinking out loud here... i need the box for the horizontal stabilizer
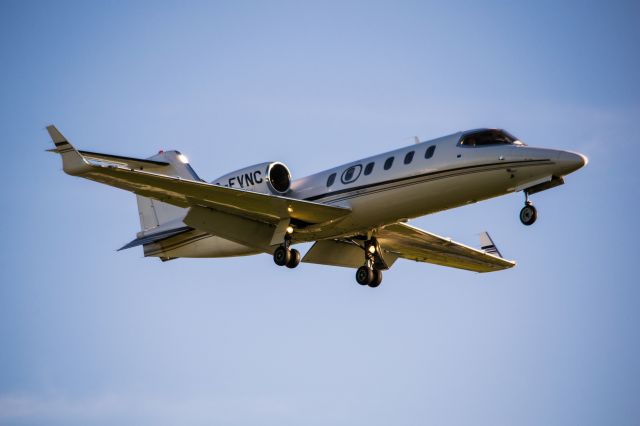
[48,149,171,168]
[78,150,170,168]
[118,226,191,250]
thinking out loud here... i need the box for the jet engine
[212,162,291,195]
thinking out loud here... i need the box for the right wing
[376,223,515,272]
[303,224,513,273]
[47,125,351,226]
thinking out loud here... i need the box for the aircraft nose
[556,150,588,175]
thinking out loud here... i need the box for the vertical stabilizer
[135,150,203,232]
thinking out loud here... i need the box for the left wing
[376,223,515,272]
[46,125,351,226]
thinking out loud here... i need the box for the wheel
[368,269,383,288]
[519,204,537,226]
[356,266,374,285]
[273,246,291,266]
[286,248,301,269]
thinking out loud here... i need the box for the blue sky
[1,1,639,425]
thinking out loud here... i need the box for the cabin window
[327,173,336,187]
[364,161,375,176]
[384,157,394,170]
[425,145,436,159]
[404,151,415,165]
[344,167,355,181]
[341,164,362,184]
[459,130,524,147]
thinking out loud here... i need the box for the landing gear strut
[519,191,538,226]
[355,238,384,288]
[273,235,300,268]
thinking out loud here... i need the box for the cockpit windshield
[459,130,525,147]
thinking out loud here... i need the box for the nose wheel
[519,191,537,226]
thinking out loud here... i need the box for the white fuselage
[150,130,585,259]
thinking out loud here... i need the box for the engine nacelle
[212,162,292,195]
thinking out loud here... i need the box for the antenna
[414,136,420,144]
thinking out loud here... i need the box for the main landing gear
[355,238,384,288]
[273,236,301,269]
[519,190,538,226]
[356,265,383,287]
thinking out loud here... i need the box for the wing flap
[377,223,515,272]
[302,239,399,269]
[302,240,363,268]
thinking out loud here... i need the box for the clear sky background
[1,1,639,425]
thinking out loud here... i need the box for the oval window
[425,145,436,159]
[384,157,394,170]
[327,173,336,187]
[341,164,362,184]
[364,162,375,175]
[404,151,415,165]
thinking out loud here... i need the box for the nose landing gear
[519,191,538,226]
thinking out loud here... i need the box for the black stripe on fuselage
[305,159,552,203]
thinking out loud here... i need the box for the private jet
[46,126,587,287]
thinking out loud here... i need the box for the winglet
[479,232,503,258]
[46,125,91,175]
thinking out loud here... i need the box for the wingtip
[46,125,67,145]
[44,126,91,175]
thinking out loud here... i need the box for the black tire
[286,248,301,269]
[356,266,374,285]
[369,269,383,288]
[519,204,538,226]
[273,246,291,266]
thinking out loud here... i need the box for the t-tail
[46,125,200,250]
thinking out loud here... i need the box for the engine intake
[212,161,291,195]
[267,162,291,194]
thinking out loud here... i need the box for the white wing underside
[376,223,515,272]
[303,223,514,273]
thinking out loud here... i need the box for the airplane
[46,125,587,287]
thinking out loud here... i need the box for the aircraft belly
[335,168,532,228]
